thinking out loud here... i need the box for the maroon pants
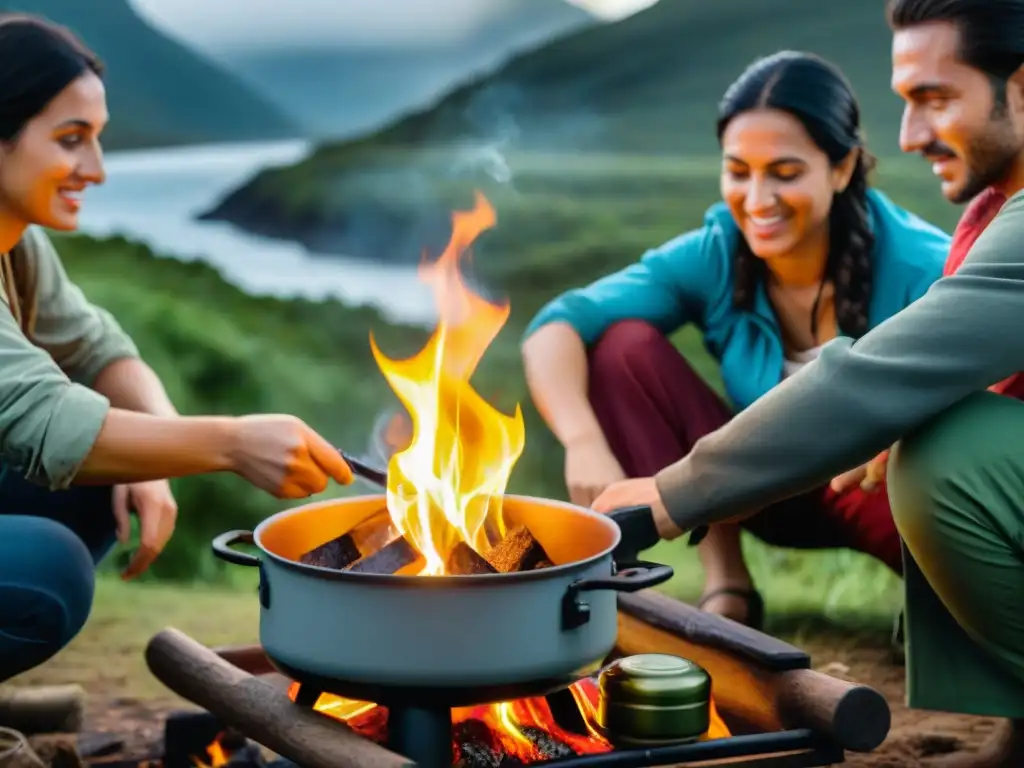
[587,320,903,574]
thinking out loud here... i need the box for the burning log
[615,590,890,753]
[300,509,395,570]
[345,536,421,575]
[145,628,411,768]
[484,525,550,573]
[446,542,498,575]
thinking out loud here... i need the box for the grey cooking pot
[212,495,670,706]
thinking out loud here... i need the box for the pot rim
[253,493,621,586]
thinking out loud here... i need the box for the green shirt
[0,227,138,490]
[654,190,1024,536]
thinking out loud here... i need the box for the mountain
[217,0,594,140]
[3,0,299,149]
[198,0,957,271]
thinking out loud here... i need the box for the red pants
[587,320,903,574]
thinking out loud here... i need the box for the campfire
[272,191,730,764]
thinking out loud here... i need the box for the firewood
[145,628,410,768]
[445,542,497,575]
[345,536,420,575]
[0,684,85,735]
[484,525,549,573]
[299,508,395,569]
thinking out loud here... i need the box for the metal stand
[386,705,454,768]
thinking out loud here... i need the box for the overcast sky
[130,0,660,50]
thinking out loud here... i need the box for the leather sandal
[697,587,765,631]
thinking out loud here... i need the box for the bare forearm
[92,357,177,417]
[522,323,608,447]
[76,409,238,484]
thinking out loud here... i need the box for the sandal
[697,587,765,631]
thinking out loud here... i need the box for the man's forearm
[92,358,178,418]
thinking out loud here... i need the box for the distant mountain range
[199,0,921,256]
[215,0,595,140]
[3,0,299,149]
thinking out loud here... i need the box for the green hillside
[3,0,299,148]
[198,0,959,282]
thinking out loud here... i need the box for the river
[77,140,436,326]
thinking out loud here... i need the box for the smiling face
[0,70,108,231]
[720,108,855,264]
[892,21,1024,203]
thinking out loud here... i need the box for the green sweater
[654,189,1024,537]
[0,227,138,490]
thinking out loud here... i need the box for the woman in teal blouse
[521,51,949,628]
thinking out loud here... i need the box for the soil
[797,632,999,768]
[22,632,1001,768]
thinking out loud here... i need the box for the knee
[590,320,670,378]
[0,518,96,672]
[889,391,1014,540]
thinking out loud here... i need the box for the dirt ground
[798,633,998,768]
[64,636,999,768]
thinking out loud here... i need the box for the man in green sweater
[593,0,1024,764]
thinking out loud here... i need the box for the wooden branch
[618,591,809,671]
[0,684,85,735]
[146,628,412,768]
[210,644,276,676]
[615,591,890,753]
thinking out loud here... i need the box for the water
[77,140,436,326]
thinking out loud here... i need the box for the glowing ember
[370,192,525,575]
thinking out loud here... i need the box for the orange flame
[288,678,731,762]
[192,733,231,768]
[370,192,525,574]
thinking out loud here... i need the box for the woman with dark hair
[521,51,949,628]
[0,14,354,684]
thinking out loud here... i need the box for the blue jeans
[0,470,116,682]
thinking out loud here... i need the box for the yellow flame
[370,192,525,575]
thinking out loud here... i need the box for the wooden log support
[0,684,85,735]
[146,628,411,768]
[616,590,891,753]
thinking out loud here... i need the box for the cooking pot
[212,495,669,706]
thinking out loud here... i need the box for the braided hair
[716,51,876,339]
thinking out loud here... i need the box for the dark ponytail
[717,51,875,338]
[0,14,102,142]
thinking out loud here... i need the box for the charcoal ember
[446,541,498,575]
[520,726,575,760]
[345,536,420,575]
[453,720,522,768]
[299,508,395,569]
[485,525,550,573]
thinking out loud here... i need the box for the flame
[289,678,731,762]
[370,192,525,575]
[192,733,230,768]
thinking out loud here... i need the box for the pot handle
[212,530,261,567]
[562,559,674,630]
